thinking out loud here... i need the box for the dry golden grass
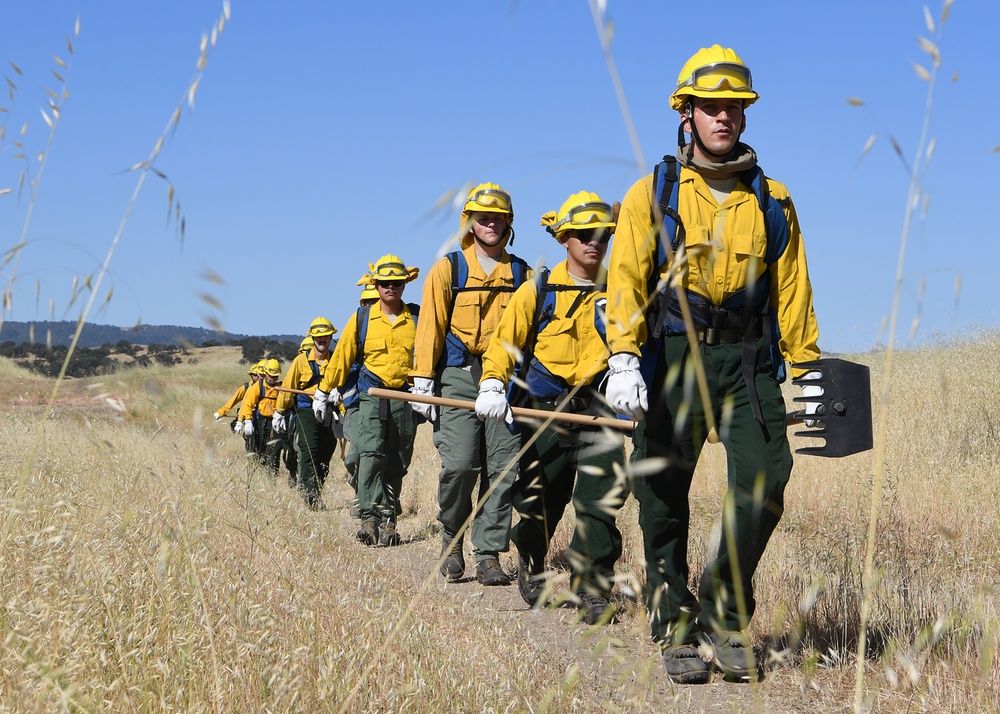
[0,339,997,712]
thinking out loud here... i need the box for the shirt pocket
[676,225,713,290]
[365,336,389,361]
[536,319,576,373]
[451,293,482,344]
[729,231,768,288]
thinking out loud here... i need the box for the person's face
[266,374,280,385]
[686,97,744,158]
[563,229,610,275]
[470,211,508,247]
[312,334,332,354]
[376,279,405,308]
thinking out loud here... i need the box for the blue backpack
[647,154,791,432]
[512,268,608,402]
[294,361,322,410]
[341,302,420,408]
[437,250,530,372]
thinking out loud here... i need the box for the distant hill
[0,320,300,348]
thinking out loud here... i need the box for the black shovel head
[790,358,873,458]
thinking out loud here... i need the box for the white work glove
[605,353,648,421]
[329,387,342,408]
[243,419,254,437]
[214,411,223,421]
[410,377,437,421]
[800,370,824,427]
[476,378,513,424]
[313,388,330,423]
[233,421,244,435]
[272,411,287,436]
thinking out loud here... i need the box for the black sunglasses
[569,229,613,245]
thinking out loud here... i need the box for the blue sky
[0,0,996,354]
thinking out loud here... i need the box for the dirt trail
[318,472,828,714]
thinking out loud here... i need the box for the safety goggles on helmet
[677,61,753,93]
[372,261,409,281]
[551,202,615,232]
[308,320,335,337]
[467,188,512,212]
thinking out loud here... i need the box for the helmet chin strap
[681,103,746,160]
[473,225,514,248]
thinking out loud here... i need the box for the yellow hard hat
[541,191,616,241]
[360,283,378,302]
[367,254,419,283]
[299,336,314,353]
[307,316,337,337]
[261,358,281,378]
[460,182,514,249]
[669,45,758,112]
[247,360,262,375]
[463,182,513,216]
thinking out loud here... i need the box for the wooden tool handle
[367,387,635,432]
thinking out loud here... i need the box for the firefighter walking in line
[239,358,283,474]
[604,46,821,683]
[314,255,420,547]
[233,361,264,452]
[214,360,260,425]
[477,191,627,624]
[341,281,380,519]
[280,336,314,489]
[273,317,338,511]
[409,183,532,586]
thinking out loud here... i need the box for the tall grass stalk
[0,3,232,561]
[588,1,722,440]
[0,21,76,336]
[853,4,952,711]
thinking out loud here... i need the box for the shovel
[788,357,873,458]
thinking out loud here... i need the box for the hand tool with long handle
[367,387,635,432]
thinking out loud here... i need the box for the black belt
[534,395,594,413]
[695,326,741,345]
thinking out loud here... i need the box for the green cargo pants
[631,335,792,645]
[280,416,297,484]
[512,399,627,598]
[255,415,282,475]
[434,366,519,562]
[342,405,360,492]
[294,405,336,508]
[355,392,415,527]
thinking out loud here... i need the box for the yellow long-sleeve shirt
[481,261,609,389]
[274,348,329,413]
[216,381,249,416]
[606,166,819,369]
[239,379,279,421]
[410,245,533,380]
[321,303,417,391]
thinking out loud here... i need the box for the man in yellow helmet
[477,191,627,624]
[605,45,821,683]
[341,282,382,519]
[233,361,265,453]
[409,182,532,586]
[316,255,420,547]
[279,336,316,489]
[239,358,283,474]
[273,317,338,510]
[216,361,260,433]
